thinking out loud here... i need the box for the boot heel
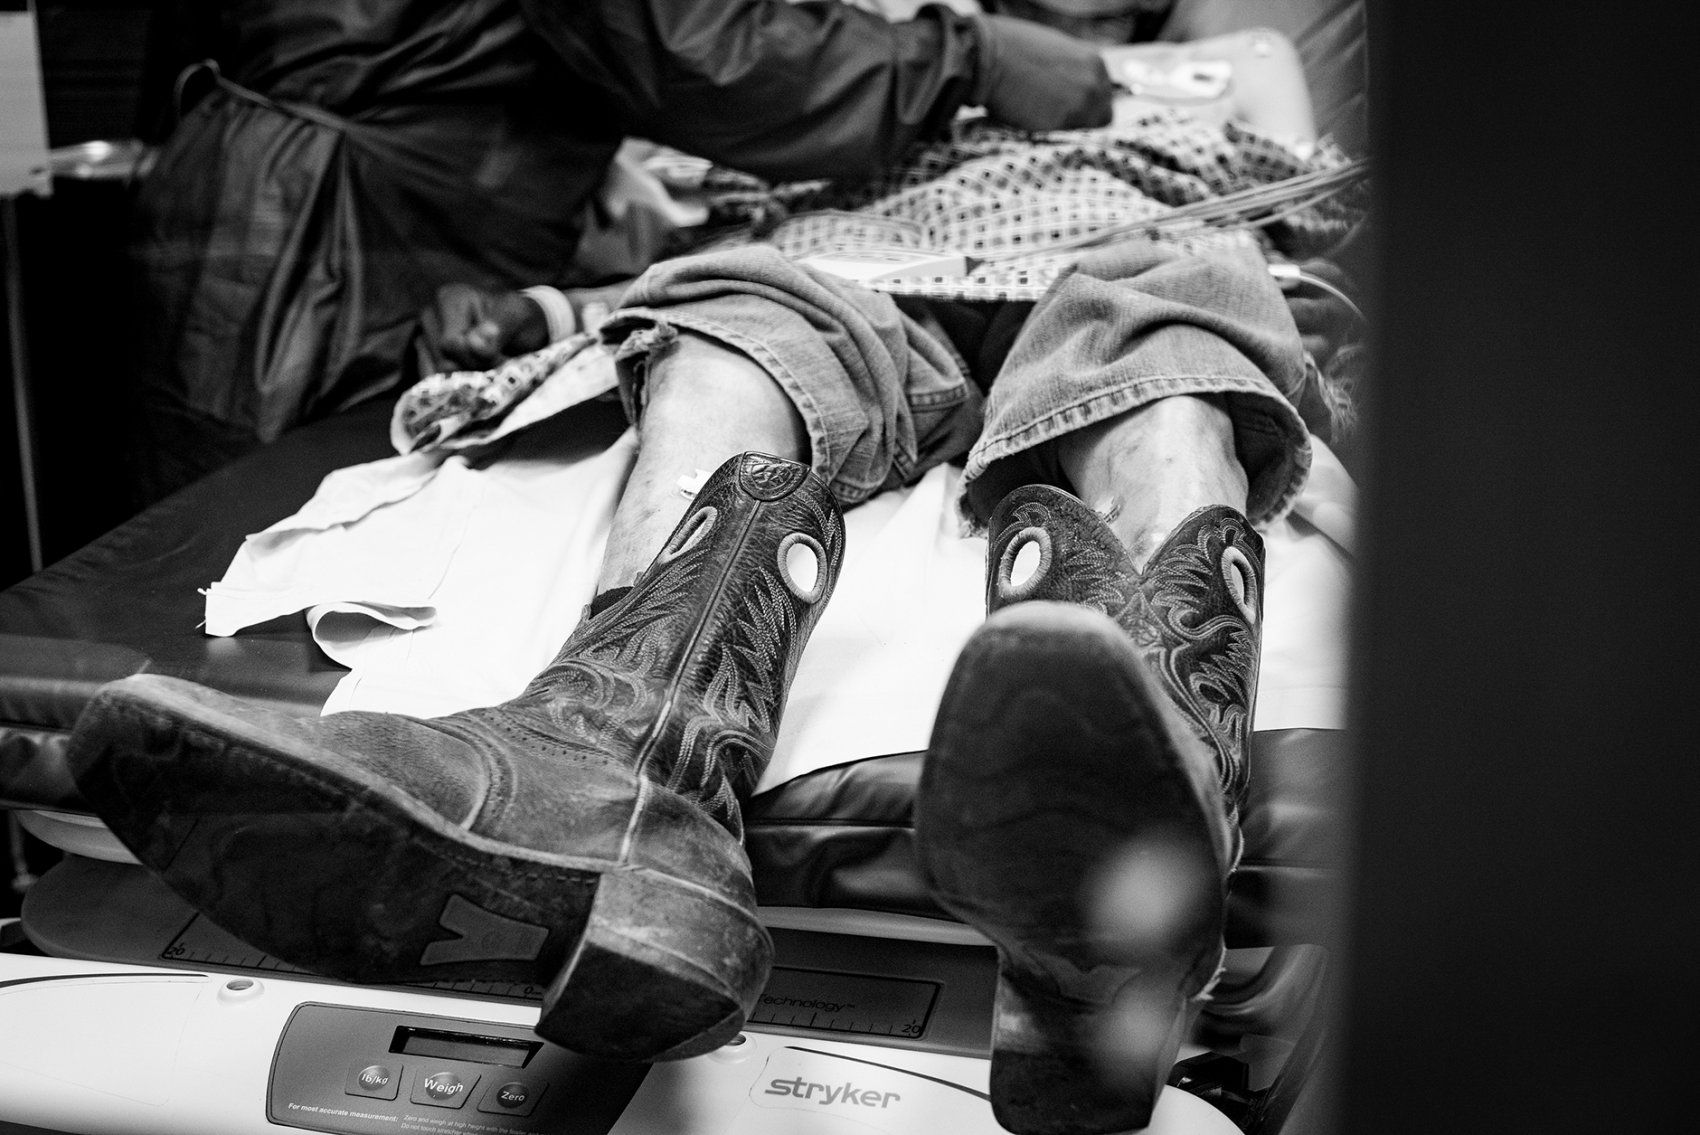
[990,960,1193,1135]
[537,868,772,1062]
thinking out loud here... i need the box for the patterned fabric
[680,110,1367,303]
[390,334,597,452]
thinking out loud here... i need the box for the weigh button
[477,1079,544,1118]
[345,1062,402,1100]
[411,1069,480,1109]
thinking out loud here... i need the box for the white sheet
[205,411,1355,795]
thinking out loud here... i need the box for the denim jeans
[600,239,1311,527]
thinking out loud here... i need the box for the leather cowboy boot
[69,452,843,1061]
[917,484,1261,1135]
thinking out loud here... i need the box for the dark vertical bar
[1335,2,1698,1132]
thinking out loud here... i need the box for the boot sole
[917,603,1228,1135]
[68,675,771,1061]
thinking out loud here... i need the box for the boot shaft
[506,453,845,834]
[984,486,1263,815]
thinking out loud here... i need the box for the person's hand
[974,14,1115,131]
[1274,258,1362,371]
[421,283,552,372]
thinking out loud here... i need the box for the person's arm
[518,0,1114,183]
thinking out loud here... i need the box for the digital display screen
[390,1027,540,1068]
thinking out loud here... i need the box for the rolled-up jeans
[599,239,1312,527]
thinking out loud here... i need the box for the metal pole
[3,191,43,574]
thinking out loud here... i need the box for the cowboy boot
[68,451,843,1061]
[917,485,1261,1135]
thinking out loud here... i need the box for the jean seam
[908,386,970,409]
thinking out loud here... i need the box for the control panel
[270,1003,648,1135]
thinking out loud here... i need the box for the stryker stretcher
[0,395,1351,1135]
[0,3,1368,1131]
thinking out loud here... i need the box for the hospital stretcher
[0,386,1347,1135]
[0,6,1367,1132]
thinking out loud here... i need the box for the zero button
[477,1079,544,1117]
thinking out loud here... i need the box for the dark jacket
[132,0,988,495]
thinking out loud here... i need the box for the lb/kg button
[476,1079,545,1117]
[345,1062,402,1100]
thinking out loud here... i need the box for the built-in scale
[0,855,1240,1135]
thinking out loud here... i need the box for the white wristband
[521,286,578,343]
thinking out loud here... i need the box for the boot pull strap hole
[780,533,826,602]
[660,505,718,564]
[998,528,1051,602]
[1222,545,1259,619]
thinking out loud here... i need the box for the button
[476,1079,545,1118]
[345,1062,402,1100]
[410,1069,480,1109]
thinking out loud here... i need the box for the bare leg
[1052,393,1248,568]
[597,332,807,592]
